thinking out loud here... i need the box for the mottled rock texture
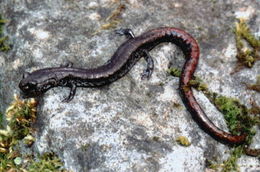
[0,0,259,171]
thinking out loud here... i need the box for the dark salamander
[19,27,246,144]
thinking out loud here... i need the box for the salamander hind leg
[62,83,77,102]
[140,50,154,80]
[115,28,135,39]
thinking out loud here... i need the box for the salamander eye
[23,81,37,90]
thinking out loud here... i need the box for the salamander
[19,27,246,144]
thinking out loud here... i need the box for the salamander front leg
[115,28,135,39]
[62,83,77,102]
[141,50,154,80]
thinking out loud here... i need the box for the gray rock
[0,0,259,171]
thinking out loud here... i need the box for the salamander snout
[19,80,39,97]
[19,72,41,97]
[19,81,37,92]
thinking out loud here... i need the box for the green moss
[236,19,260,49]
[0,95,37,150]
[222,146,244,172]
[0,96,68,171]
[167,67,208,92]
[234,19,260,69]
[27,152,65,172]
[212,96,254,137]
[0,154,14,171]
[167,67,181,77]
[0,152,67,172]
[188,77,208,92]
[0,14,11,52]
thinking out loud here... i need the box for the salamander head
[19,71,55,98]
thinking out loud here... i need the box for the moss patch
[27,152,66,172]
[0,95,68,171]
[211,96,254,138]
[167,68,182,77]
[233,19,260,72]
[222,145,244,172]
[0,14,11,52]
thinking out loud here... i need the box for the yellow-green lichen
[176,136,191,147]
[0,14,11,52]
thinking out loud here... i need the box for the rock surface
[0,0,259,171]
